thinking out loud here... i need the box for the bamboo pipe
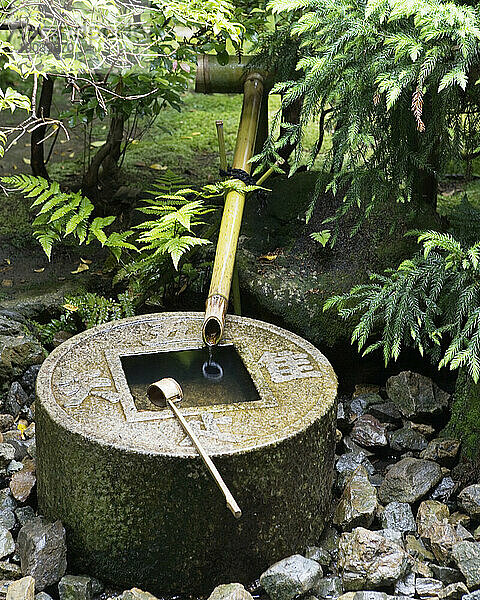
[202,73,265,346]
[196,55,273,94]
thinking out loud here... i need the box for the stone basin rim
[36,311,338,458]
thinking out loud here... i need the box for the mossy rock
[444,368,480,462]
[238,172,444,350]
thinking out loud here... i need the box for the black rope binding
[220,167,268,211]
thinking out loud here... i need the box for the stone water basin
[36,312,337,594]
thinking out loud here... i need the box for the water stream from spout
[202,346,224,381]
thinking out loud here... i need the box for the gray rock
[343,437,375,456]
[17,517,67,591]
[90,578,104,596]
[431,477,457,503]
[334,466,378,531]
[386,371,449,419]
[378,528,404,547]
[0,560,22,579]
[0,507,16,530]
[314,576,343,600]
[260,555,323,600]
[0,527,15,558]
[368,402,402,425]
[0,284,80,321]
[0,315,25,336]
[0,334,45,386]
[378,458,443,504]
[389,426,428,453]
[420,439,461,467]
[459,486,480,519]
[26,438,35,460]
[121,589,160,600]
[415,577,443,598]
[417,500,450,537]
[6,576,35,600]
[305,546,331,566]
[348,593,389,600]
[452,541,480,589]
[318,526,341,561]
[0,414,14,432]
[405,535,434,561]
[35,593,54,600]
[350,415,388,448]
[349,394,384,419]
[462,592,480,600]
[457,523,474,541]
[438,582,469,600]
[430,565,463,585]
[206,584,253,600]
[395,572,416,596]
[381,502,416,534]
[0,489,17,512]
[15,506,35,527]
[336,453,375,489]
[5,383,28,418]
[338,403,348,431]
[58,575,93,600]
[7,460,24,476]
[429,520,461,564]
[20,365,41,397]
[0,444,15,468]
[4,437,31,462]
[348,396,370,420]
[338,527,409,591]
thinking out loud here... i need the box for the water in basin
[121,344,260,410]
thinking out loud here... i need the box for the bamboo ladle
[147,377,242,519]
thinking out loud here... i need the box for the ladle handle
[167,399,242,519]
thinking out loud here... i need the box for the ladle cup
[147,377,242,519]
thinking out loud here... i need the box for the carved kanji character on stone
[56,369,120,407]
[259,350,323,383]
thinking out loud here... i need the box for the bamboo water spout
[202,71,265,345]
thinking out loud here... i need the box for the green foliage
[256,0,480,224]
[447,194,480,246]
[136,199,212,270]
[3,172,249,280]
[0,0,266,166]
[146,170,187,201]
[0,87,30,113]
[33,292,136,346]
[0,174,136,260]
[114,174,266,305]
[135,176,264,269]
[310,230,331,247]
[325,230,480,382]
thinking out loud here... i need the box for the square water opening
[120,345,260,411]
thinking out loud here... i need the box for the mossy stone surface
[444,367,480,461]
[36,313,337,594]
[239,172,444,350]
